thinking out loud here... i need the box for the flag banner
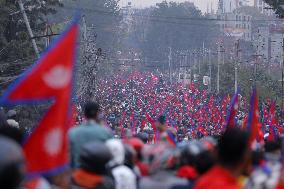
[247,88,260,146]
[0,18,79,176]
[225,90,239,129]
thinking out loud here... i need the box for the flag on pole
[268,102,278,141]
[225,90,239,129]
[0,18,79,176]
[247,88,260,146]
[166,130,177,147]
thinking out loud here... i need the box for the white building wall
[218,12,252,41]
[223,0,238,13]
[270,33,283,64]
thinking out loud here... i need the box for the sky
[120,0,253,13]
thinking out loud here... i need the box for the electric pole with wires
[18,0,40,58]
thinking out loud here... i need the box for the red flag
[1,23,78,104]
[268,102,279,141]
[225,91,239,129]
[247,88,261,146]
[0,19,79,176]
[119,112,126,138]
[68,103,78,128]
[146,113,158,142]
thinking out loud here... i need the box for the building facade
[253,24,284,66]
[254,0,274,16]
[219,0,250,13]
[217,12,252,41]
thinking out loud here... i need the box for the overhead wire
[60,5,282,23]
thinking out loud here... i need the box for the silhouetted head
[218,128,249,168]
[0,136,25,189]
[84,102,100,121]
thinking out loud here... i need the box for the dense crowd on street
[1,71,284,189]
[94,72,283,142]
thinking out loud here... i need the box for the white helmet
[105,139,125,167]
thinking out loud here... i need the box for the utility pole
[217,44,221,94]
[192,51,195,79]
[179,53,182,76]
[82,15,87,41]
[198,51,201,74]
[235,40,240,93]
[222,48,225,65]
[281,38,284,115]
[18,0,40,58]
[168,47,172,84]
[253,30,262,87]
[209,49,212,92]
[202,42,205,66]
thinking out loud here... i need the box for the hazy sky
[120,0,253,13]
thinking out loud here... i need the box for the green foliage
[0,0,63,128]
[141,1,219,64]
[198,59,281,100]
[0,0,63,61]
[54,0,121,52]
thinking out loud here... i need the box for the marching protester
[69,102,113,168]
[2,15,284,189]
[140,142,189,189]
[71,141,115,189]
[6,110,19,129]
[105,139,138,189]
[194,128,251,189]
[0,136,25,189]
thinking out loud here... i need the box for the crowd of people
[1,71,284,189]
[1,100,284,189]
[94,72,282,142]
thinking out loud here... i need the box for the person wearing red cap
[125,137,149,176]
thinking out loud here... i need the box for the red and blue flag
[225,90,239,129]
[247,88,261,145]
[0,18,79,177]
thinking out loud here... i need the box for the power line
[59,6,219,27]
[60,5,282,22]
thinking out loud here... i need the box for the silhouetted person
[0,136,25,189]
[194,128,250,189]
[69,102,113,168]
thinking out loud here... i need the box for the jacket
[69,120,113,168]
[71,169,115,189]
